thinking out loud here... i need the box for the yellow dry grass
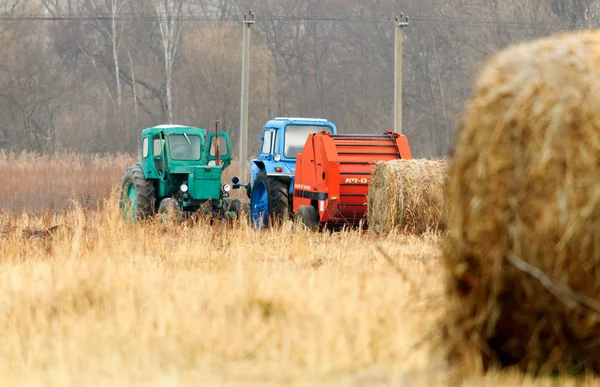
[0,202,598,385]
[1,153,600,385]
[0,198,447,386]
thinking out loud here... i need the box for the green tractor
[119,123,243,222]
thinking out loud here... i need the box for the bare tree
[0,0,584,156]
[195,0,234,19]
[153,0,183,124]
[83,0,129,108]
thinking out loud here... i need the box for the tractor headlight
[273,153,281,162]
[223,184,231,193]
[180,184,188,193]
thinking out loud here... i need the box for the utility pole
[239,10,255,180]
[394,14,409,134]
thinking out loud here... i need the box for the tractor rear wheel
[250,171,289,229]
[295,205,319,231]
[120,164,156,222]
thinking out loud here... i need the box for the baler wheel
[250,171,289,229]
[295,205,319,231]
[120,164,156,222]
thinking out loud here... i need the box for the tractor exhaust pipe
[215,119,220,166]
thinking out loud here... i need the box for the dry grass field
[0,153,599,386]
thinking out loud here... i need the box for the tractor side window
[152,136,164,175]
[209,136,227,156]
[261,130,273,154]
[142,138,149,158]
[153,138,162,156]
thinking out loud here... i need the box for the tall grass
[0,197,446,385]
[1,199,598,385]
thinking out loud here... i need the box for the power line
[0,13,582,31]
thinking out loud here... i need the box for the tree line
[0,0,595,158]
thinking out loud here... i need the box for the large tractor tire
[250,171,289,229]
[295,205,319,231]
[120,164,156,222]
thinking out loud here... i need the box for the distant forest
[0,0,595,158]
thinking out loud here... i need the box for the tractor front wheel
[120,164,156,222]
[158,198,182,223]
[229,199,250,221]
[250,171,289,229]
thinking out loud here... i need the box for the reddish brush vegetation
[0,151,243,214]
[0,151,135,213]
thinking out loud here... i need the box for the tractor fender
[251,160,265,172]
[250,160,293,182]
[137,163,151,179]
[250,161,293,187]
[249,161,264,189]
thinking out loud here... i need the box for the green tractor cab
[120,123,243,222]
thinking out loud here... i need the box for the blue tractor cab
[238,117,337,228]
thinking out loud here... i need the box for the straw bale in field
[442,30,600,375]
[367,159,447,234]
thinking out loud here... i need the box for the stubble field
[0,152,597,386]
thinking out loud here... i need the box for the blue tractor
[234,117,337,228]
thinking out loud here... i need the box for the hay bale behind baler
[442,30,600,375]
[367,158,447,234]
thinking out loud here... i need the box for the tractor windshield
[283,125,333,158]
[168,134,201,161]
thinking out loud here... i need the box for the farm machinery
[232,117,336,227]
[119,123,243,222]
[234,117,413,229]
[292,131,412,230]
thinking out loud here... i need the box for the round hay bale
[442,30,600,375]
[367,158,447,234]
